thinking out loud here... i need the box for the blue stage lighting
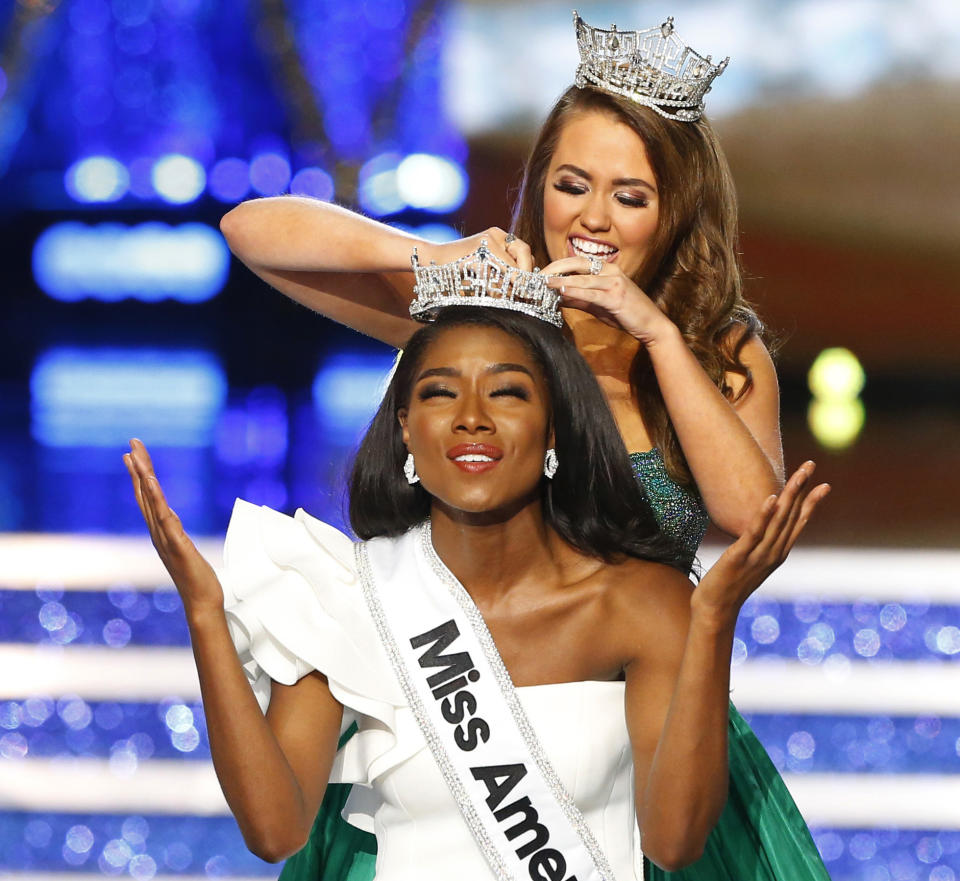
[65,156,129,203]
[151,154,205,204]
[33,222,229,303]
[390,222,460,243]
[208,158,250,202]
[31,348,227,448]
[357,153,404,217]
[127,157,155,199]
[312,351,398,443]
[249,152,291,196]
[396,154,468,213]
[290,167,334,201]
[412,222,460,243]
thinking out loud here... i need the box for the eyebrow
[554,163,657,193]
[414,363,535,382]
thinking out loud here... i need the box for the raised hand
[693,461,830,624]
[123,439,224,617]
[541,256,672,344]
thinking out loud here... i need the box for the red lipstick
[446,443,503,474]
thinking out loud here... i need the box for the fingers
[764,463,815,556]
[503,235,534,272]
[123,453,149,523]
[541,256,610,277]
[482,228,519,269]
[125,439,179,544]
[781,482,831,554]
[546,274,612,292]
[749,462,829,564]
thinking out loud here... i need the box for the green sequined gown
[278,450,830,881]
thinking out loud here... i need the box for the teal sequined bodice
[630,449,708,567]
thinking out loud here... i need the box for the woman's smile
[447,442,503,473]
[567,234,620,263]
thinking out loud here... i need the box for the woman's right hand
[423,227,536,273]
[123,438,224,618]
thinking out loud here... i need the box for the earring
[543,448,558,479]
[403,453,420,485]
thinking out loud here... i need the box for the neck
[428,496,559,604]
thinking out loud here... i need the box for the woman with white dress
[124,301,827,880]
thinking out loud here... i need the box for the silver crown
[573,10,729,122]
[410,240,563,327]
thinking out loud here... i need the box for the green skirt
[279,703,830,881]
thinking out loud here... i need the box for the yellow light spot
[808,348,865,402]
[808,399,865,450]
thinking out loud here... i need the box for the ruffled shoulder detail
[219,500,424,814]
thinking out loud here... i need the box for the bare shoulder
[597,557,694,655]
[722,327,779,399]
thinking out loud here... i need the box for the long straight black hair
[349,308,686,571]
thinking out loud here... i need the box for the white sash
[355,523,618,881]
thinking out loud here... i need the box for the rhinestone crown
[573,10,729,122]
[410,240,563,328]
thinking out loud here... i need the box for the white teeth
[571,237,616,257]
[455,454,494,462]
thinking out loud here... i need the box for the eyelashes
[417,385,456,400]
[491,385,530,401]
[616,194,649,208]
[552,181,649,208]
[417,384,530,402]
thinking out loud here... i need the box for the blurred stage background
[1,0,959,880]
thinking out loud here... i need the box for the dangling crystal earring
[543,448,558,479]
[403,453,420,485]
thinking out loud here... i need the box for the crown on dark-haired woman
[572,10,729,122]
[409,240,563,327]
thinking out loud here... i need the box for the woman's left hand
[541,256,673,345]
[693,461,831,626]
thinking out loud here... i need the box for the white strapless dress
[219,500,643,881]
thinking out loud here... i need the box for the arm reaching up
[624,462,830,870]
[123,439,343,861]
[220,197,526,347]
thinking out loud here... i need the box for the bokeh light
[208,158,250,202]
[151,154,206,204]
[809,347,866,401]
[807,347,866,450]
[34,222,229,302]
[396,153,468,213]
[290,166,334,201]
[358,152,404,216]
[808,398,866,451]
[249,152,291,196]
[65,156,129,203]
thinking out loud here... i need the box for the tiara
[573,11,729,122]
[410,240,563,327]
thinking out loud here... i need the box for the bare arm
[220,197,421,347]
[645,329,784,533]
[124,440,342,861]
[544,257,784,535]
[622,462,829,870]
[220,198,523,349]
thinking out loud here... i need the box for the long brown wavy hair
[512,85,765,487]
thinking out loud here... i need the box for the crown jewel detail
[410,240,563,327]
[573,10,729,122]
